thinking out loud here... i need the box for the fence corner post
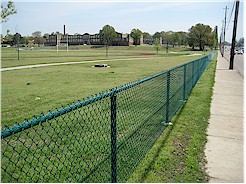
[110,92,117,183]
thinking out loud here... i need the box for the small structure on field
[93,64,110,68]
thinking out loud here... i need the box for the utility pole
[229,0,240,70]
[222,6,228,57]
[220,21,224,54]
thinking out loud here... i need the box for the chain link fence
[1,52,216,182]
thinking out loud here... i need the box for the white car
[236,49,243,55]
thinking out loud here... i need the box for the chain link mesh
[1,52,216,182]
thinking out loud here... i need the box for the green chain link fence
[1,52,216,183]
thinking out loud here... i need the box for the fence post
[165,71,170,124]
[183,65,187,101]
[110,92,117,183]
[192,61,195,88]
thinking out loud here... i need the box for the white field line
[1,54,200,72]
[1,57,162,72]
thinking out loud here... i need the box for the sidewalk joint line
[207,134,243,141]
[210,113,244,119]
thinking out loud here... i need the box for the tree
[174,32,182,46]
[143,32,152,45]
[4,29,13,44]
[12,33,21,60]
[130,28,142,46]
[188,23,212,51]
[236,37,244,48]
[153,32,161,39]
[1,1,17,23]
[32,31,45,46]
[212,26,218,49]
[169,33,176,47]
[154,38,161,54]
[99,25,117,58]
[43,33,50,39]
[12,32,21,46]
[20,36,29,45]
[143,32,151,39]
[161,31,172,53]
[178,31,188,46]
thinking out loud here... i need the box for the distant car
[237,49,243,55]
[16,48,23,51]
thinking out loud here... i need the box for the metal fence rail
[1,52,216,183]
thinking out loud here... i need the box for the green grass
[1,45,208,68]
[127,52,217,182]
[1,47,209,127]
[1,45,216,182]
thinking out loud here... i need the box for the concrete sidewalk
[205,54,244,182]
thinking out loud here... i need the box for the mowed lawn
[1,46,210,127]
[2,45,205,68]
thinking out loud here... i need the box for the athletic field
[1,45,210,127]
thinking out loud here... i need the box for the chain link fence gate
[1,52,216,183]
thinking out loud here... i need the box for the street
[224,49,244,77]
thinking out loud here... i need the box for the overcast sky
[1,0,244,42]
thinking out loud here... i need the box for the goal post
[56,34,68,53]
[56,34,62,53]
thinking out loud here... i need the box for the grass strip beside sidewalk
[128,53,217,182]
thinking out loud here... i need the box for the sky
[1,0,244,42]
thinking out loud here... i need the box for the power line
[227,1,236,30]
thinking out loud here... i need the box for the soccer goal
[56,34,68,52]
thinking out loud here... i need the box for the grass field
[2,45,206,68]
[1,45,216,182]
[1,46,211,127]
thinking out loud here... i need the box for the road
[223,50,244,77]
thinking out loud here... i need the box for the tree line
[1,23,219,59]
[1,23,218,47]
[98,23,219,57]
